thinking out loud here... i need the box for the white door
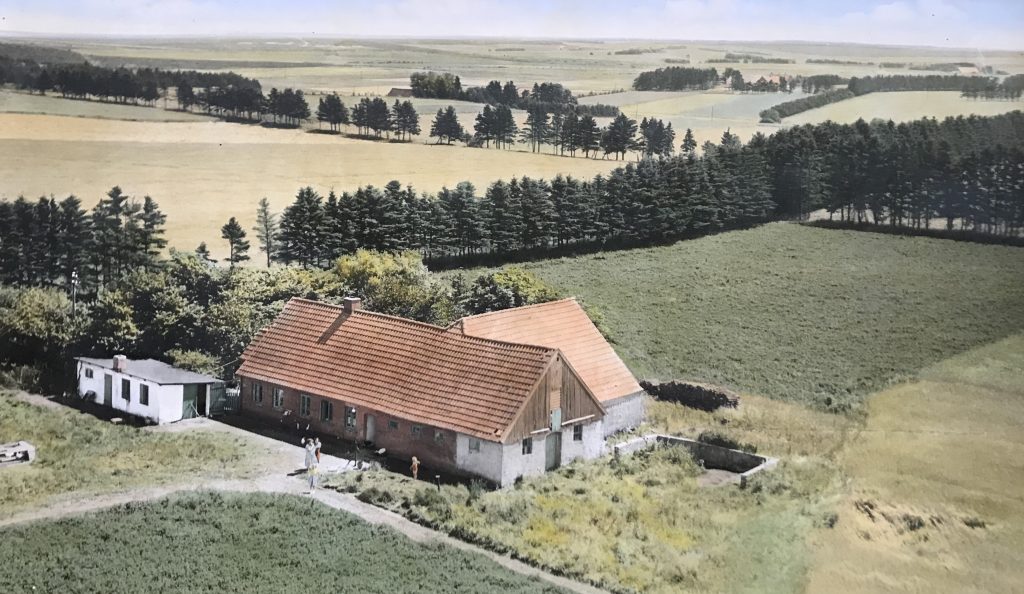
[365,414,376,442]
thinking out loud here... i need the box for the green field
[0,491,566,594]
[0,89,212,122]
[460,223,1024,411]
[0,393,270,516]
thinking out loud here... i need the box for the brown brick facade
[239,376,457,470]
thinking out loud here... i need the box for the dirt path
[0,417,607,594]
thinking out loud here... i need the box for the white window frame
[84,367,94,379]
[522,437,533,455]
[573,424,583,442]
[344,406,357,430]
[251,382,263,404]
[299,393,311,417]
[272,387,285,409]
[320,400,333,422]
[468,438,481,453]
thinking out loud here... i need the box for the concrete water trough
[0,441,36,469]
[612,434,778,487]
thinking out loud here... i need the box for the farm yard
[0,491,569,594]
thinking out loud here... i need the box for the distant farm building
[455,298,646,436]
[76,356,225,424]
[237,297,611,486]
[958,66,981,76]
[386,87,414,97]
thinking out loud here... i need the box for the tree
[429,106,463,145]
[464,268,560,314]
[276,187,325,267]
[681,127,697,156]
[252,197,278,267]
[578,115,601,158]
[601,113,638,160]
[195,242,217,264]
[520,105,550,153]
[316,93,350,132]
[392,100,421,141]
[220,217,250,268]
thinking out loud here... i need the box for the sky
[1,0,1022,50]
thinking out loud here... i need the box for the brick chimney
[113,354,128,372]
[343,297,361,315]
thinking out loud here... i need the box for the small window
[434,430,445,444]
[468,438,481,453]
[388,419,399,430]
[299,394,311,417]
[140,384,150,406]
[522,437,533,455]
[573,424,583,442]
[320,400,333,422]
[121,378,131,401]
[411,425,422,438]
[84,368,94,379]
[273,387,285,409]
[345,406,357,429]
[251,382,263,403]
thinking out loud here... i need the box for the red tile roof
[458,299,642,403]
[238,298,556,441]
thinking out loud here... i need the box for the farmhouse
[236,297,607,486]
[75,356,226,424]
[455,298,645,436]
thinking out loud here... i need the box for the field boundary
[804,220,1024,247]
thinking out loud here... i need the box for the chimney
[343,297,362,315]
[113,354,128,372]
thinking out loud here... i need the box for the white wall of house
[454,433,505,484]
[559,420,605,465]
[76,362,185,424]
[602,392,647,436]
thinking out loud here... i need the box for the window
[434,430,445,444]
[299,394,311,417]
[468,438,481,453]
[140,384,150,406]
[411,425,422,438]
[388,419,399,430]
[321,400,333,422]
[522,437,533,455]
[273,387,285,409]
[121,378,131,401]
[345,406,357,430]
[251,382,263,403]
[573,424,583,442]
[84,368,94,379]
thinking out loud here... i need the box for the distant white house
[75,355,225,425]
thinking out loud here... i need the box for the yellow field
[806,333,1024,594]
[0,113,620,260]
[785,91,1024,125]
[0,90,211,122]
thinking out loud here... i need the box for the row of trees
[799,75,848,94]
[409,72,618,117]
[632,66,720,91]
[0,187,166,291]
[847,74,989,95]
[961,74,1024,101]
[759,89,854,123]
[0,56,260,105]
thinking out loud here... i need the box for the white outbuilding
[75,355,226,424]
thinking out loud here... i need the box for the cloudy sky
[1,0,1022,50]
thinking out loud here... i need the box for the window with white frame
[468,438,481,453]
[299,393,311,416]
[321,400,333,422]
[140,384,150,406]
[344,406,356,430]
[121,378,131,401]
[388,419,399,430]
[573,424,583,441]
[251,382,263,403]
[84,367,94,379]
[272,387,285,409]
[521,437,533,455]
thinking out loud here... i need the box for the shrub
[698,430,758,454]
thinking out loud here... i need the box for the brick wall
[239,376,457,470]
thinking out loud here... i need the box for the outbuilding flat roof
[237,298,558,441]
[457,298,643,403]
[76,357,222,385]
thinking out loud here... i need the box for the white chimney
[113,355,128,372]
[343,297,361,314]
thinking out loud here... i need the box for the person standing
[307,460,319,493]
[314,437,322,464]
[410,456,420,480]
[303,438,315,471]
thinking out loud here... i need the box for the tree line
[847,74,990,95]
[409,72,618,117]
[759,89,854,123]
[632,66,719,91]
[1,56,260,105]
[961,74,1024,101]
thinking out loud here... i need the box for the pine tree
[481,180,523,254]
[520,106,550,153]
[253,197,278,267]
[195,242,217,264]
[430,106,462,145]
[277,187,325,267]
[220,217,250,268]
[578,115,601,158]
[681,127,697,156]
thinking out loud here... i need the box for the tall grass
[0,491,567,594]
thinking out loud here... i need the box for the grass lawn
[491,223,1024,411]
[805,332,1024,594]
[326,395,852,594]
[0,392,270,516]
[0,491,567,594]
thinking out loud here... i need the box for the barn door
[545,432,562,471]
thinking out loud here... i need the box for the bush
[698,430,758,454]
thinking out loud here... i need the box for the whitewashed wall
[76,362,184,424]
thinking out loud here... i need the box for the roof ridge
[353,310,556,354]
[460,297,579,321]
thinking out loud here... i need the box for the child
[410,456,420,480]
[314,437,322,463]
